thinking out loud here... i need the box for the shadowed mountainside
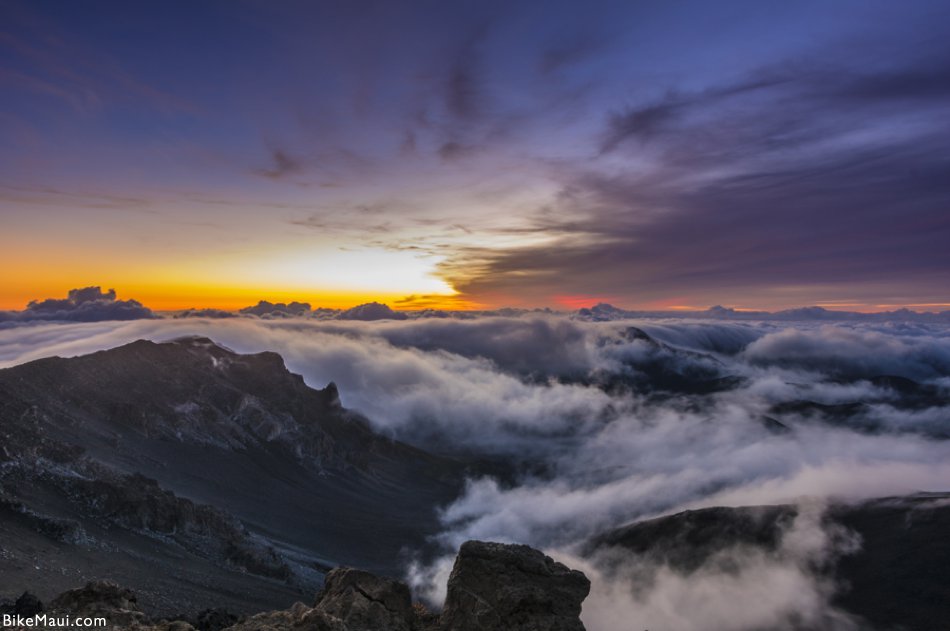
[0,337,464,615]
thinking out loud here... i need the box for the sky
[2,0,949,311]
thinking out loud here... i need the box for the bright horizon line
[2,286,949,315]
[146,303,950,314]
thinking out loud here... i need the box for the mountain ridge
[0,337,465,614]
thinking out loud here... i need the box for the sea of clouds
[2,311,950,630]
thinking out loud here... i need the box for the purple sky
[2,0,949,310]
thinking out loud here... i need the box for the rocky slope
[1,541,590,631]
[0,337,464,614]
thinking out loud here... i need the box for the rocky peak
[440,540,590,631]
[322,381,342,409]
[312,567,414,631]
[0,338,390,469]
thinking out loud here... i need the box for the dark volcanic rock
[313,568,414,631]
[49,580,147,626]
[440,540,590,631]
[4,592,43,617]
[828,494,950,631]
[224,603,343,631]
[205,541,591,631]
[0,336,393,470]
[50,580,137,612]
[193,608,238,631]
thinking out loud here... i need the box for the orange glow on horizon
[1,278,946,315]
[0,284,477,312]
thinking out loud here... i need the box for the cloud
[369,316,594,376]
[338,302,407,321]
[437,141,477,161]
[742,325,950,380]
[442,20,493,124]
[173,308,237,319]
[239,300,313,318]
[254,149,305,180]
[5,1,950,314]
[601,56,950,154]
[0,286,155,323]
[444,47,950,308]
[538,33,603,75]
[0,7,197,115]
[445,44,480,122]
[574,303,950,324]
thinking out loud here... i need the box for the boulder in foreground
[440,540,591,631]
[313,567,415,631]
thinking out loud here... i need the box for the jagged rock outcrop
[10,542,589,631]
[312,568,415,631]
[225,602,344,631]
[193,608,239,631]
[224,565,422,631]
[440,541,590,631]
[50,581,149,627]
